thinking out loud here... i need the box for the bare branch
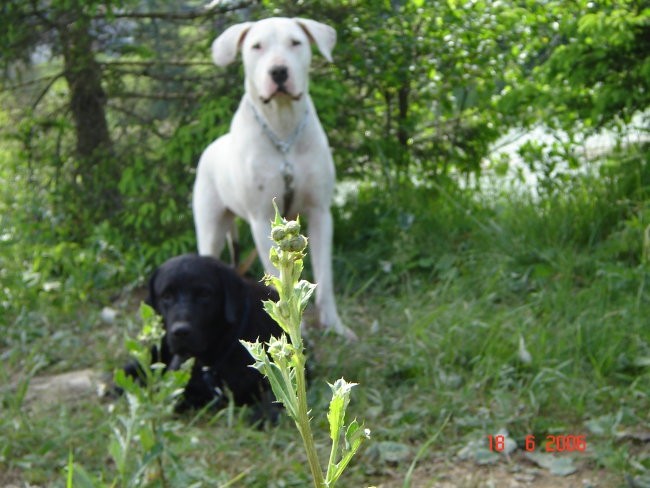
[32,72,66,109]
[100,60,215,68]
[94,0,255,22]
[1,72,64,92]
[106,67,214,84]
[107,102,168,139]
[110,91,199,101]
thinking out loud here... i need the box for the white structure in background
[485,113,649,193]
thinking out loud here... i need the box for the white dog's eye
[252,42,262,50]
[291,39,302,47]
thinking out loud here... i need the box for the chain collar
[246,96,309,215]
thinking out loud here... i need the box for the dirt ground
[7,370,628,488]
[369,456,620,488]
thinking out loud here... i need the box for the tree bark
[60,14,120,220]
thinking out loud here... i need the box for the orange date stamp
[488,434,587,452]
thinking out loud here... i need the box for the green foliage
[548,2,649,128]
[333,177,478,290]
[106,304,195,487]
[3,0,647,275]
[1,0,243,253]
[265,0,527,181]
[501,0,649,131]
[64,303,203,487]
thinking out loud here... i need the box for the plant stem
[325,424,340,483]
[262,211,366,487]
[151,418,168,488]
[294,354,326,488]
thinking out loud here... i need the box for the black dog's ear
[145,267,159,311]
[221,266,246,327]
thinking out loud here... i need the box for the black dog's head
[146,254,246,363]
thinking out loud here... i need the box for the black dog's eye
[160,290,174,304]
[196,288,212,301]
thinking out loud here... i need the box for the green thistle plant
[110,303,194,488]
[241,203,369,488]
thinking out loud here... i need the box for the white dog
[193,17,356,340]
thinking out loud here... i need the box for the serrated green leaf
[109,437,124,470]
[327,421,369,485]
[328,393,345,442]
[139,302,156,321]
[295,280,316,311]
[138,425,155,451]
[242,340,298,417]
[113,368,139,395]
[271,200,285,226]
[264,275,282,292]
[328,379,356,443]
[345,420,362,451]
[262,301,290,334]
[265,362,298,418]
[124,337,141,353]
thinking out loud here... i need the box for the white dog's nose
[270,65,288,85]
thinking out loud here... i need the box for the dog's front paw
[319,314,358,342]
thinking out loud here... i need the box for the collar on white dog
[246,96,309,215]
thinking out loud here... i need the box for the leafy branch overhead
[2,1,647,245]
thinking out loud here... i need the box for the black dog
[125,254,282,417]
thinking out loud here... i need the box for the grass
[1,147,649,485]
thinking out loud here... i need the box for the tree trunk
[60,14,120,222]
[397,84,409,148]
[397,83,410,178]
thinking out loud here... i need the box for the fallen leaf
[615,430,650,442]
[524,451,577,476]
[585,413,618,435]
[367,441,411,464]
[457,438,499,465]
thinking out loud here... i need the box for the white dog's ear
[211,22,254,66]
[294,18,336,62]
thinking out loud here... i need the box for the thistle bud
[268,335,295,363]
[287,235,307,252]
[279,235,306,253]
[271,226,287,242]
[284,220,300,236]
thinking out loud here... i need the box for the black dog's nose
[270,65,288,85]
[170,321,191,338]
